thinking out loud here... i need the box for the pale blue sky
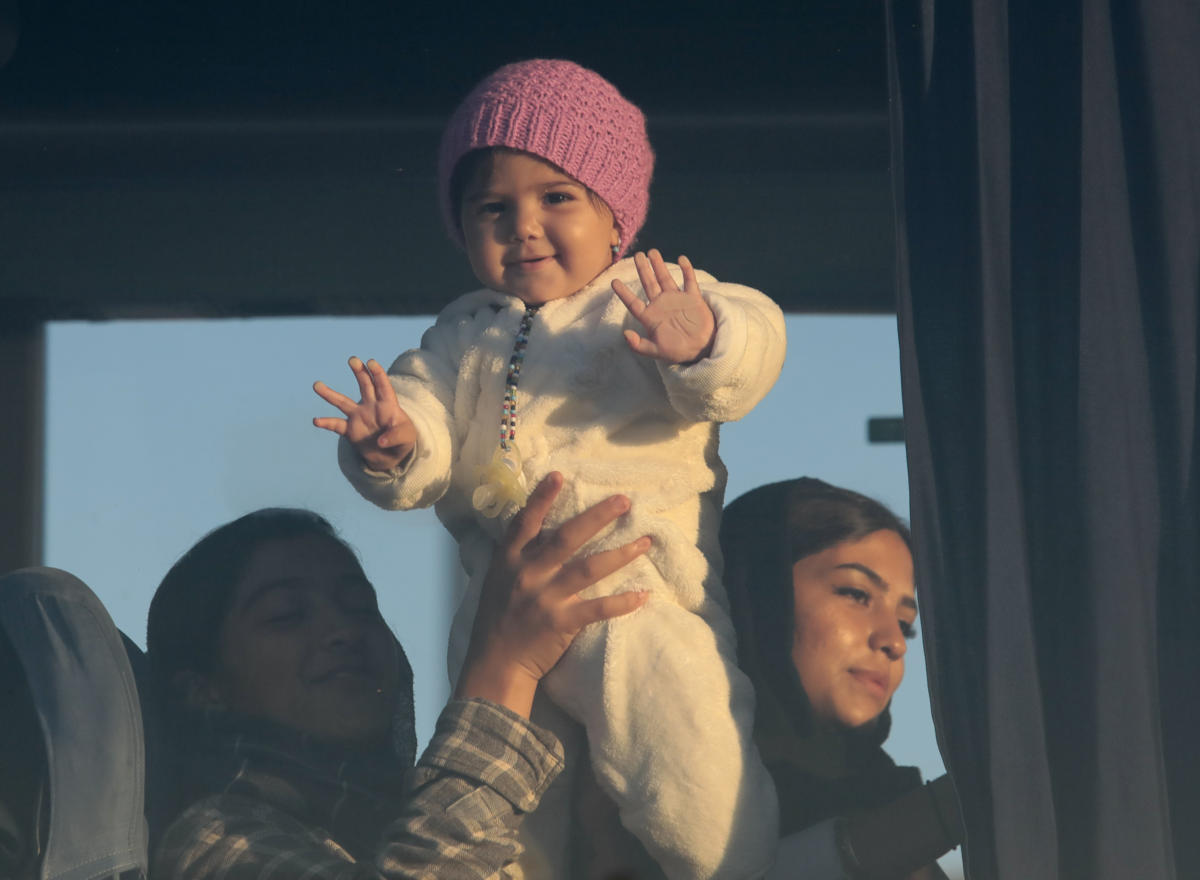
[43,313,959,874]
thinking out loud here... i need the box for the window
[45,313,958,876]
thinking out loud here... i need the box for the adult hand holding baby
[456,471,651,719]
[312,356,417,471]
[611,248,716,365]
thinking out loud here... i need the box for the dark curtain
[886,1,1199,878]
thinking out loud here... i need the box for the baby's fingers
[376,409,417,448]
[375,426,408,449]
[678,254,700,293]
[565,590,649,631]
[365,359,396,406]
[312,416,348,436]
[611,278,646,321]
[623,329,661,359]
[313,380,357,415]
[647,248,678,292]
[348,357,376,403]
[633,251,660,298]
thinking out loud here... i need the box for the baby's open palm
[313,357,416,471]
[612,249,716,365]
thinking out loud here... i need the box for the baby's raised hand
[611,249,716,365]
[313,357,416,471]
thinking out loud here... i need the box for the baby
[314,59,785,879]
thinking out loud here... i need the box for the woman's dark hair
[721,477,911,740]
[145,508,354,706]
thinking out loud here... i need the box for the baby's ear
[609,225,621,249]
[175,669,226,711]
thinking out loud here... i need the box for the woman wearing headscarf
[147,472,649,880]
[722,478,963,880]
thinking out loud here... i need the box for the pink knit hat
[438,59,654,257]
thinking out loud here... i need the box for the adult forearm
[376,700,564,878]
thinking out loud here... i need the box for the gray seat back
[0,567,148,880]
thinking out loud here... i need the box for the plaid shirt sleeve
[153,699,564,880]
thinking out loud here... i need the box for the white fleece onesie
[339,257,785,879]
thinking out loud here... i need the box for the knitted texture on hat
[438,59,653,257]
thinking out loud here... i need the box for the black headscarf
[721,478,923,833]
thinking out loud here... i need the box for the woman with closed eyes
[145,472,648,880]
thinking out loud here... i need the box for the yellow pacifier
[472,444,529,518]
